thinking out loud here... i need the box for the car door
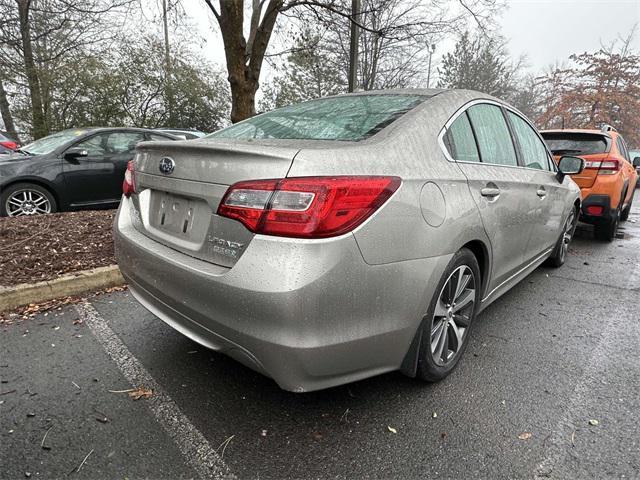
[62,131,144,206]
[444,102,535,293]
[506,110,566,259]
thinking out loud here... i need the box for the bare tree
[202,0,502,122]
[0,0,133,138]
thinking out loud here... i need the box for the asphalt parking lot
[2,203,639,479]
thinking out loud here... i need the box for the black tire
[546,206,578,268]
[0,182,57,217]
[416,248,481,382]
[620,189,633,221]
[594,206,619,242]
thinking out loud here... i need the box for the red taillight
[0,140,17,150]
[123,160,136,197]
[597,159,620,174]
[217,176,401,238]
[585,158,620,174]
[586,205,604,216]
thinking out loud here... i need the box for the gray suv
[114,89,583,392]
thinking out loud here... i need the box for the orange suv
[541,126,639,241]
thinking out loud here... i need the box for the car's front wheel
[0,182,57,217]
[416,248,481,382]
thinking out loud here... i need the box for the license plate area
[150,192,201,237]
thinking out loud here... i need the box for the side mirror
[557,155,584,182]
[633,157,640,168]
[64,148,88,161]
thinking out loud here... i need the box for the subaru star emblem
[159,157,175,175]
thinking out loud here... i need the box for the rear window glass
[542,133,609,155]
[445,113,480,162]
[208,95,426,142]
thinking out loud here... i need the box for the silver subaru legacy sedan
[114,89,583,392]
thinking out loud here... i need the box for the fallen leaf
[387,426,397,434]
[589,419,599,426]
[518,432,532,440]
[128,387,153,400]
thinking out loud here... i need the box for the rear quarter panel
[287,90,491,267]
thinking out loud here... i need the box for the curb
[0,265,125,312]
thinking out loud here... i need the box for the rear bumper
[580,194,614,224]
[114,199,450,392]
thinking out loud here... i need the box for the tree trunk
[17,0,47,139]
[0,80,20,143]
[215,0,282,123]
[162,0,175,126]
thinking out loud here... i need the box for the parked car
[115,89,583,392]
[0,131,19,151]
[630,150,640,187]
[0,127,176,216]
[153,128,206,140]
[541,127,639,241]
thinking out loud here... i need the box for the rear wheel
[594,204,620,242]
[546,207,578,268]
[0,182,57,217]
[620,189,634,221]
[416,248,480,382]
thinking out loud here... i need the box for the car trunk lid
[542,131,611,189]
[129,140,299,267]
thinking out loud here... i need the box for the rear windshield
[541,132,610,155]
[208,95,426,142]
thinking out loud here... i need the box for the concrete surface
[1,203,639,479]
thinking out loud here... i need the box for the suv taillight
[123,160,136,197]
[0,140,17,150]
[585,159,620,175]
[217,176,401,238]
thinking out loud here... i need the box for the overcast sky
[183,0,640,76]
[500,0,640,72]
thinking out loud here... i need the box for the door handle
[480,187,501,198]
[536,187,547,198]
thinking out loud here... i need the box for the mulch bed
[0,210,116,288]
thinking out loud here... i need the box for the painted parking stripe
[75,301,234,480]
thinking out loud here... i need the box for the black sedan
[0,127,175,216]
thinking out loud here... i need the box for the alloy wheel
[6,189,52,216]
[560,209,576,262]
[430,265,476,366]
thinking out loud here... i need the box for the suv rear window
[541,132,610,155]
[208,95,427,142]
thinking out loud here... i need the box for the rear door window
[507,111,552,171]
[106,133,145,154]
[444,113,480,163]
[617,137,631,163]
[467,104,518,167]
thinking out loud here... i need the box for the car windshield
[21,129,89,155]
[542,132,609,155]
[208,94,426,142]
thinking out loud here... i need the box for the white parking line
[75,301,234,480]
